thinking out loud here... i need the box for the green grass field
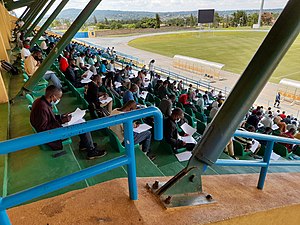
[128,31,300,83]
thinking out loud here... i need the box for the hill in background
[47,8,283,22]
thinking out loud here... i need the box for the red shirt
[60,57,69,72]
[279,114,287,119]
[179,94,189,105]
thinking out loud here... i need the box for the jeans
[79,132,95,151]
[134,130,151,153]
[44,71,62,88]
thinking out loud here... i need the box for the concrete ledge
[8,173,300,225]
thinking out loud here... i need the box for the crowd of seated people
[16,27,300,162]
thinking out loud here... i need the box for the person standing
[274,92,281,108]
[149,59,155,81]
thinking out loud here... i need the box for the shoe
[87,149,107,160]
[79,143,97,151]
[146,152,156,161]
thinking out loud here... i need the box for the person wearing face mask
[109,100,155,160]
[30,85,107,159]
[25,50,63,89]
[85,74,112,113]
[164,108,195,153]
[123,83,138,104]
[64,59,86,88]
[21,40,31,60]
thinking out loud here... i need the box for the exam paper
[272,124,279,130]
[99,96,112,104]
[62,108,86,126]
[140,91,148,100]
[270,152,281,161]
[81,78,92,83]
[250,139,260,153]
[82,70,93,79]
[181,123,197,136]
[114,82,122,88]
[179,135,197,144]
[133,123,152,134]
[175,151,192,162]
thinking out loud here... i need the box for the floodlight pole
[258,0,265,28]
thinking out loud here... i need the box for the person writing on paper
[64,59,86,88]
[109,100,155,160]
[85,75,113,114]
[164,108,195,154]
[123,83,138,104]
[30,85,107,160]
[158,94,176,118]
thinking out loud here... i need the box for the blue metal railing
[216,130,300,190]
[0,107,163,225]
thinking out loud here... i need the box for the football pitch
[128,31,300,83]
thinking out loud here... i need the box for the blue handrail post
[0,203,11,225]
[257,141,274,190]
[123,121,138,200]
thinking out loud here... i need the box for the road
[81,30,300,117]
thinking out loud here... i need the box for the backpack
[1,60,18,75]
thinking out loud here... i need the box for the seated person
[224,139,238,160]
[164,108,195,153]
[30,85,106,159]
[123,83,138,104]
[158,94,176,118]
[64,59,86,88]
[178,93,197,112]
[109,100,155,160]
[76,52,88,70]
[280,128,296,152]
[85,75,113,114]
[157,80,171,99]
[59,51,69,73]
[21,40,31,60]
[25,49,62,89]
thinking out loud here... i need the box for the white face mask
[175,119,181,123]
[51,98,60,106]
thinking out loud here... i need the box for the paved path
[82,30,300,117]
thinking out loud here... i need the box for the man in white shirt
[21,40,31,60]
[76,53,87,70]
[149,59,155,81]
[40,39,48,50]
[25,50,62,89]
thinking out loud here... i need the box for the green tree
[93,15,98,25]
[104,17,109,25]
[155,13,161,28]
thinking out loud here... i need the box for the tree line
[50,10,280,30]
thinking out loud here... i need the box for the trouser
[44,71,62,88]
[79,132,95,151]
[134,130,151,153]
[150,71,155,81]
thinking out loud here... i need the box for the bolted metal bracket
[146,158,215,208]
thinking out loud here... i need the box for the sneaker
[79,143,97,151]
[87,149,107,160]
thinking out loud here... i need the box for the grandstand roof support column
[150,0,300,207]
[18,6,30,21]
[24,0,103,92]
[258,0,265,28]
[29,0,69,48]
[20,0,48,32]
[25,0,56,39]
[21,1,38,23]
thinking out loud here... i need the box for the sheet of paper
[270,152,281,161]
[175,151,192,162]
[272,124,279,130]
[144,81,150,88]
[99,96,112,104]
[140,91,148,100]
[81,78,92,83]
[179,135,197,144]
[62,118,85,127]
[82,70,93,79]
[133,123,152,134]
[114,81,122,88]
[181,123,197,136]
[250,139,260,153]
[62,108,86,126]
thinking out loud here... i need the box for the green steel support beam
[18,6,30,20]
[5,0,35,11]
[30,0,69,47]
[152,0,300,202]
[25,0,56,38]
[24,0,103,91]
[21,0,39,23]
[21,0,48,32]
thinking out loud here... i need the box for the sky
[14,0,289,16]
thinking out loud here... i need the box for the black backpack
[1,60,18,75]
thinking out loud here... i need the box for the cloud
[14,0,289,16]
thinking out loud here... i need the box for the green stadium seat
[232,140,252,157]
[273,143,292,158]
[184,113,197,128]
[196,120,206,135]
[107,129,139,153]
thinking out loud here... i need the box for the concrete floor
[8,173,300,225]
